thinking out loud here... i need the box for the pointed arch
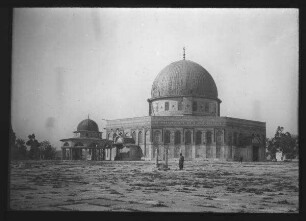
[164,130,171,144]
[132,131,136,143]
[153,130,161,144]
[138,131,143,144]
[174,131,181,145]
[185,130,191,145]
[206,131,212,145]
[195,131,202,145]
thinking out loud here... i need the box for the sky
[11,8,299,149]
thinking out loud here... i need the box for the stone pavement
[9,160,299,212]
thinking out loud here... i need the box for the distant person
[239,156,243,163]
[179,153,184,170]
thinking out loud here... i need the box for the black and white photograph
[9,8,298,212]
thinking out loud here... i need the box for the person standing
[179,153,184,170]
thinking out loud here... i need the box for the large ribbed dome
[77,119,99,132]
[151,60,218,99]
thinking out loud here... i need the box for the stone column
[135,129,139,145]
[192,130,196,160]
[155,147,159,166]
[160,144,163,161]
[181,129,185,156]
[169,130,175,159]
[150,145,154,161]
[165,145,168,167]
[142,128,146,156]
[202,130,206,158]
[212,129,216,159]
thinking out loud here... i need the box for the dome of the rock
[151,60,218,100]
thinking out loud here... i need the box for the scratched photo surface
[10,8,298,212]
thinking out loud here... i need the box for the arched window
[132,131,136,143]
[206,131,212,145]
[195,131,202,145]
[63,142,69,146]
[153,131,161,144]
[216,130,223,144]
[174,131,181,145]
[185,130,191,145]
[138,131,143,144]
[164,130,170,144]
[165,102,169,111]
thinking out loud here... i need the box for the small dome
[151,60,218,100]
[77,119,99,132]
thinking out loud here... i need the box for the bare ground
[9,160,299,212]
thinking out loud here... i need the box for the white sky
[11,8,298,149]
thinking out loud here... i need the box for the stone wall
[105,115,266,162]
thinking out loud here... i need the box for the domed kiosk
[76,119,99,133]
[107,51,266,162]
[60,117,113,160]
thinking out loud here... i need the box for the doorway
[252,146,259,161]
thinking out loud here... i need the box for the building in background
[60,118,112,160]
[106,53,266,162]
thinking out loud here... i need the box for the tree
[26,134,40,160]
[15,138,28,159]
[266,126,298,160]
[40,140,56,160]
[292,135,299,159]
[266,137,277,160]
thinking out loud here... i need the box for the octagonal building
[106,57,266,162]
